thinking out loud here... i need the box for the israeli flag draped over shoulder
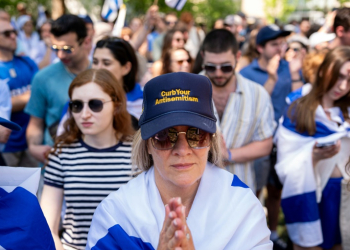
[101,0,123,22]
[0,167,55,250]
[86,163,272,249]
[275,83,350,247]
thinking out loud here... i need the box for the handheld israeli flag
[0,167,55,250]
[275,84,350,247]
[101,0,123,22]
[36,5,47,29]
[165,0,187,11]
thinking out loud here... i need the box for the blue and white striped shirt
[44,139,133,250]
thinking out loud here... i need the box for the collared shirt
[240,58,292,123]
[217,74,276,191]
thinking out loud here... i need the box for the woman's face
[40,23,51,39]
[148,126,210,190]
[324,61,350,102]
[171,31,185,49]
[93,48,129,83]
[170,49,191,73]
[71,82,115,139]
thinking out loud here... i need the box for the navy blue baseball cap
[139,72,217,140]
[0,117,21,131]
[256,24,291,45]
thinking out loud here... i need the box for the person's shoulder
[206,163,251,191]
[34,61,64,79]
[239,59,257,74]
[15,55,38,72]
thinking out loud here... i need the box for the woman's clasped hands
[158,198,195,250]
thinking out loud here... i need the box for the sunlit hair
[132,130,223,171]
[52,69,134,154]
[289,46,350,135]
[161,28,184,58]
[302,49,328,84]
[161,48,192,75]
[242,29,259,63]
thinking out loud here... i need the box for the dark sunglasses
[0,30,17,38]
[151,127,212,150]
[166,21,178,26]
[69,99,112,113]
[287,47,300,52]
[51,45,75,54]
[175,58,192,65]
[175,38,184,42]
[203,63,234,73]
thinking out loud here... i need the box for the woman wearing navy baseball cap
[86,72,272,250]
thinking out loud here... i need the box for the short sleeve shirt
[25,61,76,146]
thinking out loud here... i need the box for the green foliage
[264,0,297,23]
[123,0,238,28]
[0,0,50,19]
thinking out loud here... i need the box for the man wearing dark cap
[240,24,303,249]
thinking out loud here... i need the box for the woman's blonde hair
[132,129,223,171]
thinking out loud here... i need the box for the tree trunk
[52,0,65,20]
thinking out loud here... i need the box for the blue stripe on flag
[92,224,154,250]
[231,175,249,188]
[282,114,335,138]
[0,187,55,249]
[174,0,182,9]
[281,191,319,224]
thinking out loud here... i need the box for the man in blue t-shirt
[25,15,90,164]
[240,24,304,249]
[0,20,38,167]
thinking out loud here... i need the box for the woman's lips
[171,163,194,169]
[81,122,93,128]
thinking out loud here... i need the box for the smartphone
[316,141,336,148]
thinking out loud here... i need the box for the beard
[206,71,235,88]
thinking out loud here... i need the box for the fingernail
[173,219,177,226]
[175,231,179,238]
[177,197,182,204]
[169,212,173,219]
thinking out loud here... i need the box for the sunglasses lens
[221,65,233,73]
[88,99,104,112]
[63,48,72,54]
[152,129,176,150]
[204,65,216,72]
[151,127,210,150]
[187,128,210,148]
[70,100,83,113]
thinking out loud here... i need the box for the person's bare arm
[0,125,11,144]
[38,47,52,69]
[11,91,30,112]
[224,137,273,163]
[130,5,158,51]
[26,116,51,163]
[40,185,64,250]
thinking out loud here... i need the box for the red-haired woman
[40,69,134,250]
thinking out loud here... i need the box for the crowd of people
[1,3,350,250]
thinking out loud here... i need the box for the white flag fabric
[36,5,47,29]
[101,0,123,22]
[275,84,350,247]
[165,0,187,11]
[0,167,55,250]
[86,163,272,249]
